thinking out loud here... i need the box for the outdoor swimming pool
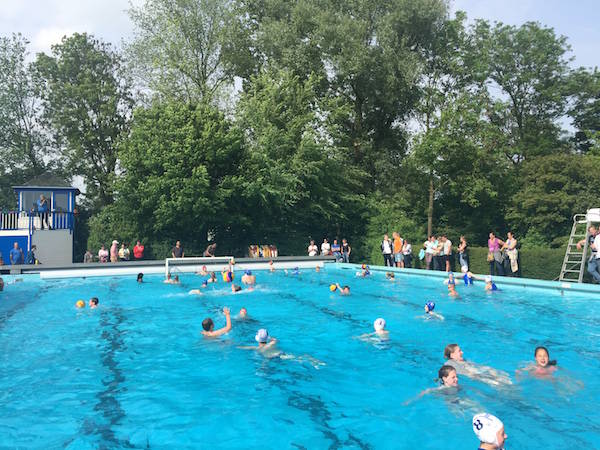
[0,265,599,448]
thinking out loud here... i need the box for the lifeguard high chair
[559,208,600,283]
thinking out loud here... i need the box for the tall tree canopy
[35,33,133,208]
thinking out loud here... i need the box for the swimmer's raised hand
[223,307,230,315]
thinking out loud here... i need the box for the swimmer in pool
[197,265,209,276]
[164,273,180,284]
[414,365,459,400]
[238,307,248,319]
[385,272,395,280]
[0,277,4,291]
[423,301,444,320]
[241,270,256,285]
[231,284,242,293]
[448,282,459,297]
[201,307,232,337]
[315,265,321,272]
[356,264,370,277]
[444,343,512,386]
[189,280,209,295]
[207,272,217,283]
[484,275,498,291]
[137,273,144,283]
[472,413,507,450]
[239,329,326,368]
[335,283,350,295]
[357,318,389,342]
[268,260,275,272]
[89,297,99,309]
[516,346,558,378]
[285,267,301,276]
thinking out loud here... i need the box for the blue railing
[0,210,74,232]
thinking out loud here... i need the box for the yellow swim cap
[329,284,337,292]
[76,300,85,308]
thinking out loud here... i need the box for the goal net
[165,256,233,278]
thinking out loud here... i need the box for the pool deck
[2,258,600,294]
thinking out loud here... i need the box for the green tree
[506,154,600,244]
[236,69,367,255]
[567,67,600,154]
[470,20,572,163]
[128,0,246,104]
[35,33,133,208]
[87,102,244,256]
[0,33,58,207]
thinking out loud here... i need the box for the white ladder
[559,214,590,282]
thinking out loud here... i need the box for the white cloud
[31,27,77,54]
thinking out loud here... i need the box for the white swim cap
[472,413,503,445]
[461,265,468,273]
[485,275,492,283]
[374,318,386,331]
[255,328,269,343]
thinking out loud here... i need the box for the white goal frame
[164,256,233,278]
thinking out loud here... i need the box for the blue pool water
[0,265,599,448]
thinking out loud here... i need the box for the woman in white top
[402,240,412,268]
[502,232,519,276]
[321,238,331,256]
[307,240,319,256]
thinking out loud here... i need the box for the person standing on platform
[37,194,50,230]
[341,238,351,263]
[381,234,394,267]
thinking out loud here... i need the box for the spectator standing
[487,232,505,276]
[133,241,145,260]
[502,232,519,276]
[442,234,452,272]
[457,235,469,270]
[392,232,403,267]
[341,238,351,263]
[172,240,184,258]
[381,234,394,267]
[577,226,600,282]
[98,245,109,263]
[423,236,436,270]
[203,243,217,257]
[84,249,94,263]
[110,240,119,263]
[37,194,50,230]
[307,240,319,256]
[331,239,342,261]
[119,243,130,261]
[321,238,331,256]
[9,242,24,265]
[402,239,412,268]
[433,236,443,271]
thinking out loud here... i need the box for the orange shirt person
[392,232,403,267]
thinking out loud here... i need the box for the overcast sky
[0,0,598,68]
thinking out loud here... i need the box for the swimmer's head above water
[373,318,387,334]
[255,328,269,344]
[472,413,506,449]
[436,365,458,387]
[89,297,99,308]
[202,318,214,332]
[444,343,464,362]
[424,301,435,313]
[239,307,247,318]
[137,273,143,283]
[534,346,557,367]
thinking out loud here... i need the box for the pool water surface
[0,265,598,448]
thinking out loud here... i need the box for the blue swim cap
[202,280,208,287]
[244,270,252,275]
[425,301,435,312]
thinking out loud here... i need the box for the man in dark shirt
[171,240,184,258]
[577,225,600,282]
[9,242,24,265]
[203,243,217,257]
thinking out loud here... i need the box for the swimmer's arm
[432,312,445,320]
[237,345,258,350]
[264,338,277,349]
[210,309,232,337]
[403,387,439,406]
